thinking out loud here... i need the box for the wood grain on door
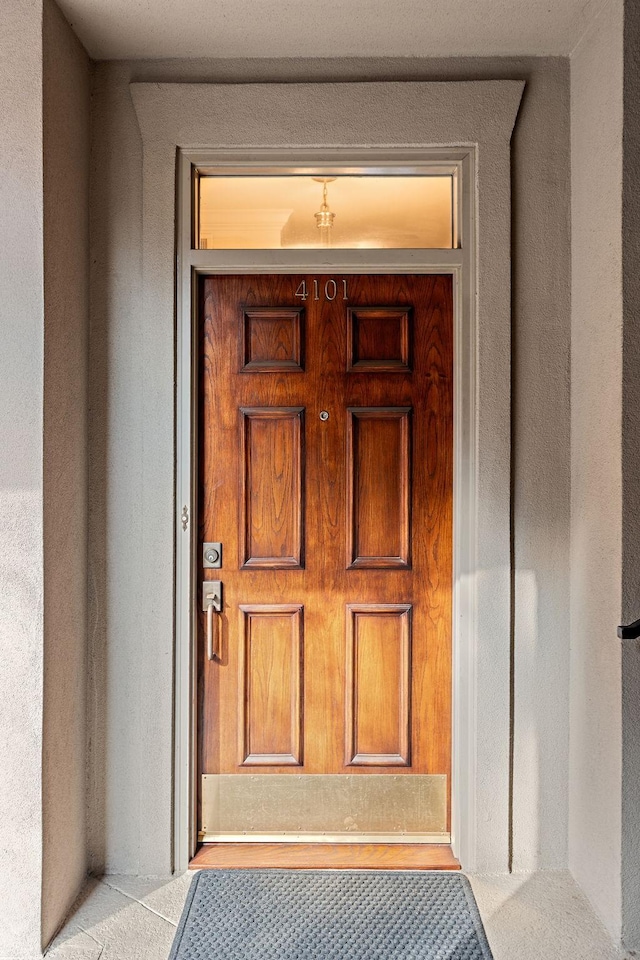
[199,274,453,836]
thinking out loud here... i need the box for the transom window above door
[195,172,457,251]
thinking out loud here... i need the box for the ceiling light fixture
[313,177,337,247]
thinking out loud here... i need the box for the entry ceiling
[58,0,606,61]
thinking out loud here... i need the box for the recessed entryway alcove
[130,79,523,874]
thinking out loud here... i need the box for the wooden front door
[199,274,453,843]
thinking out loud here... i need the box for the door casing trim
[176,149,472,869]
[129,78,523,876]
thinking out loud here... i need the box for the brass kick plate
[200,773,448,843]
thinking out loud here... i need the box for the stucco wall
[568,0,624,943]
[0,1,90,952]
[89,57,571,876]
[0,0,46,955]
[42,0,91,947]
[621,0,640,949]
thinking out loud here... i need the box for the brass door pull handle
[202,581,222,660]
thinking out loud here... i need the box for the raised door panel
[240,407,304,568]
[347,306,412,372]
[242,307,304,372]
[347,407,411,568]
[345,604,412,766]
[239,605,304,766]
[200,274,452,810]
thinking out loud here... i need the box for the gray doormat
[169,870,493,959]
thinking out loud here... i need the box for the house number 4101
[295,279,348,302]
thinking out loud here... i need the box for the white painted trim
[175,151,197,870]
[177,149,472,869]
[131,79,524,876]
[188,248,464,271]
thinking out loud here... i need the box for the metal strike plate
[203,542,222,568]
[202,580,222,613]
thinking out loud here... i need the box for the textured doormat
[169,870,493,959]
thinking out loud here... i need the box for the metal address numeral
[295,279,348,302]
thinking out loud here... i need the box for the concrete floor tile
[469,871,625,960]
[46,929,104,959]
[95,905,175,960]
[103,873,193,925]
[47,870,627,960]
[45,878,177,960]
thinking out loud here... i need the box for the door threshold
[189,842,460,870]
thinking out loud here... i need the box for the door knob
[202,581,222,660]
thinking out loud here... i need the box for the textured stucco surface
[42,0,91,948]
[88,58,570,878]
[621,0,640,949]
[0,1,90,953]
[0,1,45,956]
[508,60,571,874]
[55,0,609,60]
[569,0,624,944]
[0,3,633,955]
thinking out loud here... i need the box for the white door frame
[176,148,472,866]
[130,78,524,876]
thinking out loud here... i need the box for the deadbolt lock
[203,542,222,568]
